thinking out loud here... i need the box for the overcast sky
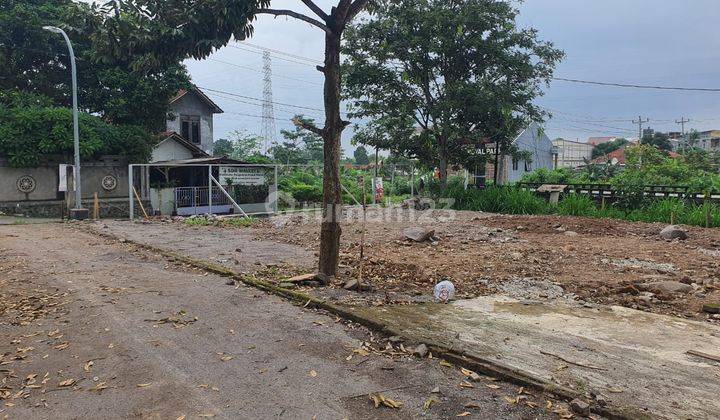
[185,0,720,153]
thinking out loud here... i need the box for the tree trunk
[439,156,448,191]
[438,138,448,191]
[318,32,343,279]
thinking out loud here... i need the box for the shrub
[557,194,596,217]
[520,167,578,184]
[442,186,549,215]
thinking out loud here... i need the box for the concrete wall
[0,157,129,203]
[166,92,214,155]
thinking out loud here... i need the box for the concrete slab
[353,296,720,420]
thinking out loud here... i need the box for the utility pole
[43,26,88,220]
[633,116,650,143]
[675,117,690,151]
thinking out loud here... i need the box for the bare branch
[347,0,371,21]
[299,0,329,21]
[293,116,325,136]
[257,9,331,34]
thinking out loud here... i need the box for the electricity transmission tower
[261,51,277,155]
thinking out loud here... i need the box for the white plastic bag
[434,280,455,303]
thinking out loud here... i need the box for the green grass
[440,183,720,228]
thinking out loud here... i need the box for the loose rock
[403,227,435,242]
[660,225,688,241]
[641,281,693,294]
[413,343,429,358]
[343,279,373,291]
[570,399,591,416]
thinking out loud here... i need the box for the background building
[552,138,594,168]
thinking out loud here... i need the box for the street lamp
[43,25,88,220]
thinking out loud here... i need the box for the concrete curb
[87,226,653,420]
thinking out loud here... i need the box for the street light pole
[43,25,88,219]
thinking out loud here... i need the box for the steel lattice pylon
[261,51,277,154]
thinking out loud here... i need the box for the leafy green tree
[96,0,371,277]
[353,146,370,165]
[591,138,629,159]
[225,130,263,160]
[342,0,563,189]
[0,92,154,167]
[0,0,190,132]
[272,116,325,164]
[213,138,234,157]
[641,132,672,152]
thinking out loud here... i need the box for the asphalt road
[0,224,556,419]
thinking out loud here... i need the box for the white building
[697,130,720,152]
[552,138,594,168]
[490,122,555,184]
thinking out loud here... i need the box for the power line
[207,91,325,119]
[552,77,720,92]
[197,85,339,114]
[240,42,323,65]
[208,58,323,86]
[228,45,320,67]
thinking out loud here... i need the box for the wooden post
[132,186,149,219]
[706,205,712,228]
[670,210,675,225]
[93,192,99,220]
[357,176,367,292]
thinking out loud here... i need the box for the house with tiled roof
[162,86,224,159]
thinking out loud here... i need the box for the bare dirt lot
[104,209,720,322]
[0,224,563,419]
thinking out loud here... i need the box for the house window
[180,116,201,144]
[512,158,519,171]
[524,161,532,172]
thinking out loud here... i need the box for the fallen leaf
[485,384,500,390]
[460,367,476,377]
[53,342,69,350]
[176,416,186,420]
[58,379,75,387]
[503,396,516,404]
[136,383,152,388]
[459,381,475,389]
[608,387,624,393]
[464,402,481,409]
[89,382,108,392]
[369,393,403,409]
[84,361,94,372]
[439,360,454,368]
[309,370,317,377]
[353,348,370,357]
[456,412,471,417]
[423,398,438,410]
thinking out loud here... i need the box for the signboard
[373,177,384,202]
[219,167,266,186]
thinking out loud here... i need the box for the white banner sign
[219,167,266,186]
